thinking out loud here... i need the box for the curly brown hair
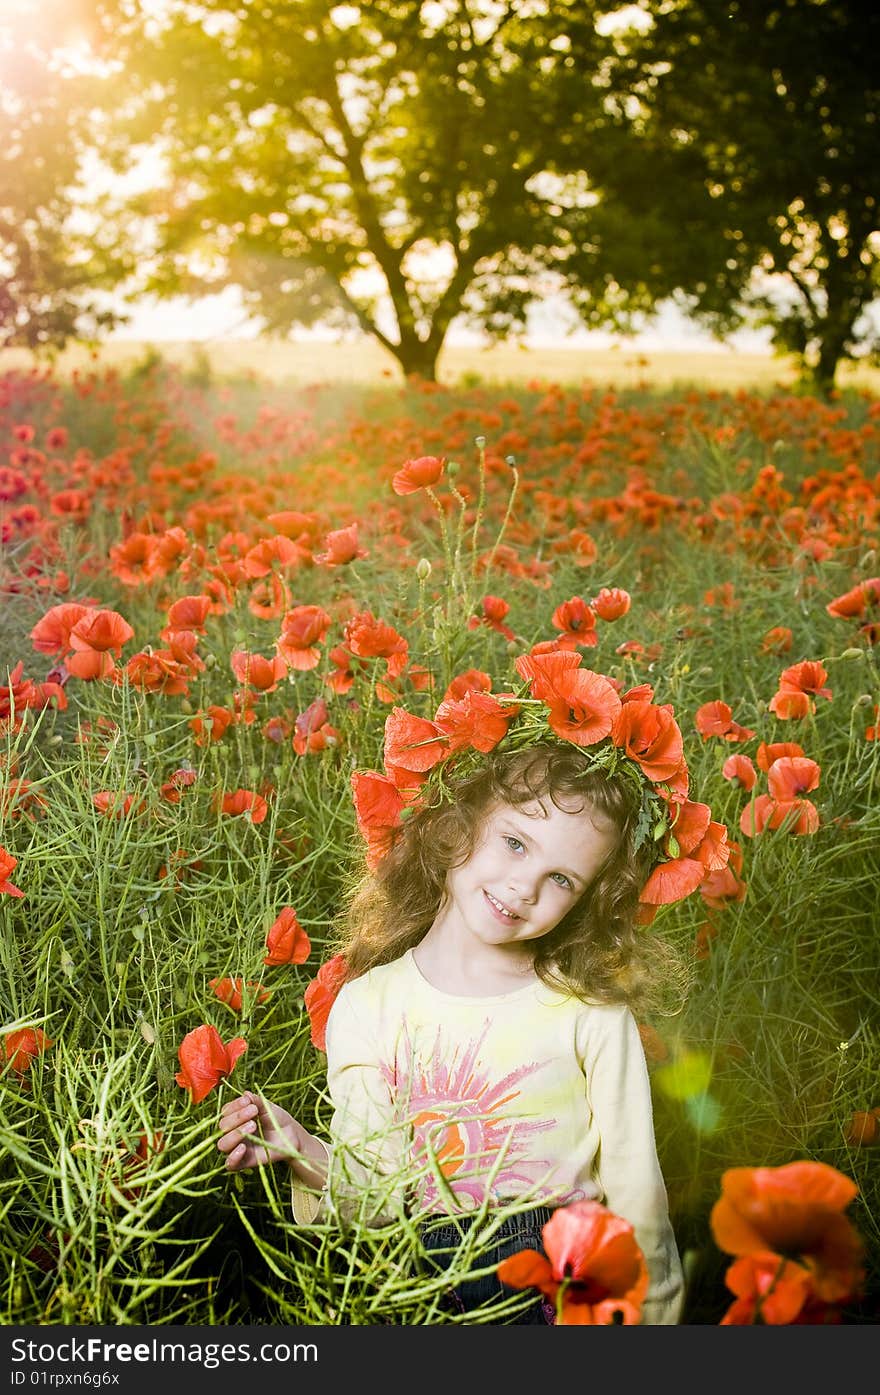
[334,742,690,1016]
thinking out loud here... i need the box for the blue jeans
[419,1205,556,1325]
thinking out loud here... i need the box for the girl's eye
[504,835,524,853]
[551,872,573,890]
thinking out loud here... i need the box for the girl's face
[438,795,619,954]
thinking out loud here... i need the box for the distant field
[3,336,878,392]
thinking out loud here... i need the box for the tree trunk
[392,337,440,382]
[810,330,846,397]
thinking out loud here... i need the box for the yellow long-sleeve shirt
[294,949,683,1324]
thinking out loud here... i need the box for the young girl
[218,664,718,1325]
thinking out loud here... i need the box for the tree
[576,0,880,393]
[89,0,636,381]
[0,4,124,350]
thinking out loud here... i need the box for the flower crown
[352,649,731,917]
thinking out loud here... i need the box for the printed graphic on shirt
[380,1018,556,1208]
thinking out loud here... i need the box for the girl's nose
[508,874,538,905]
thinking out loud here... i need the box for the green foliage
[571,0,880,392]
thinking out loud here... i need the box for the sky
[107,283,774,355]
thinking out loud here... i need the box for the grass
[3,335,880,393]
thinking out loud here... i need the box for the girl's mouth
[484,890,521,922]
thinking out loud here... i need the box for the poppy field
[0,357,878,1326]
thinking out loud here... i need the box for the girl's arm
[581,1006,685,1325]
[217,1090,328,1190]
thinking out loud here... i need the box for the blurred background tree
[0,3,126,349]
[86,0,640,382]
[4,1,878,390]
[571,0,880,393]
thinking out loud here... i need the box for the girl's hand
[217,1090,303,1171]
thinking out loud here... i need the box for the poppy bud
[446,461,460,478]
[416,558,432,581]
[855,693,874,706]
[653,819,668,841]
[666,835,681,859]
[839,649,865,661]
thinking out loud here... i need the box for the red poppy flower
[190,705,236,745]
[767,756,821,801]
[843,1111,880,1147]
[639,856,706,906]
[29,603,91,655]
[496,1199,649,1325]
[710,1161,865,1310]
[351,770,408,867]
[292,698,339,755]
[740,795,820,837]
[315,522,368,566]
[343,611,408,669]
[826,578,880,619]
[777,659,833,702]
[756,740,805,772]
[768,689,812,720]
[163,630,205,674]
[468,594,516,641]
[720,1252,815,1326]
[434,690,517,754]
[0,846,24,897]
[760,626,793,654]
[217,789,269,824]
[165,595,213,633]
[3,1027,53,1073]
[722,754,757,790]
[109,533,162,587]
[441,669,493,703]
[264,907,312,966]
[276,604,332,670]
[92,791,146,818]
[516,652,622,747]
[69,609,135,656]
[383,707,449,782]
[174,1024,247,1104]
[243,535,305,578]
[591,587,631,621]
[125,651,191,696]
[209,977,272,1012]
[550,596,598,647]
[231,648,288,693]
[248,574,292,620]
[694,700,755,742]
[667,800,711,855]
[391,454,446,495]
[700,842,747,910]
[303,954,349,1050]
[266,509,320,542]
[159,767,197,804]
[611,699,684,782]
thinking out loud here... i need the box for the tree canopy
[89,0,642,380]
[0,4,123,350]
[582,0,880,390]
